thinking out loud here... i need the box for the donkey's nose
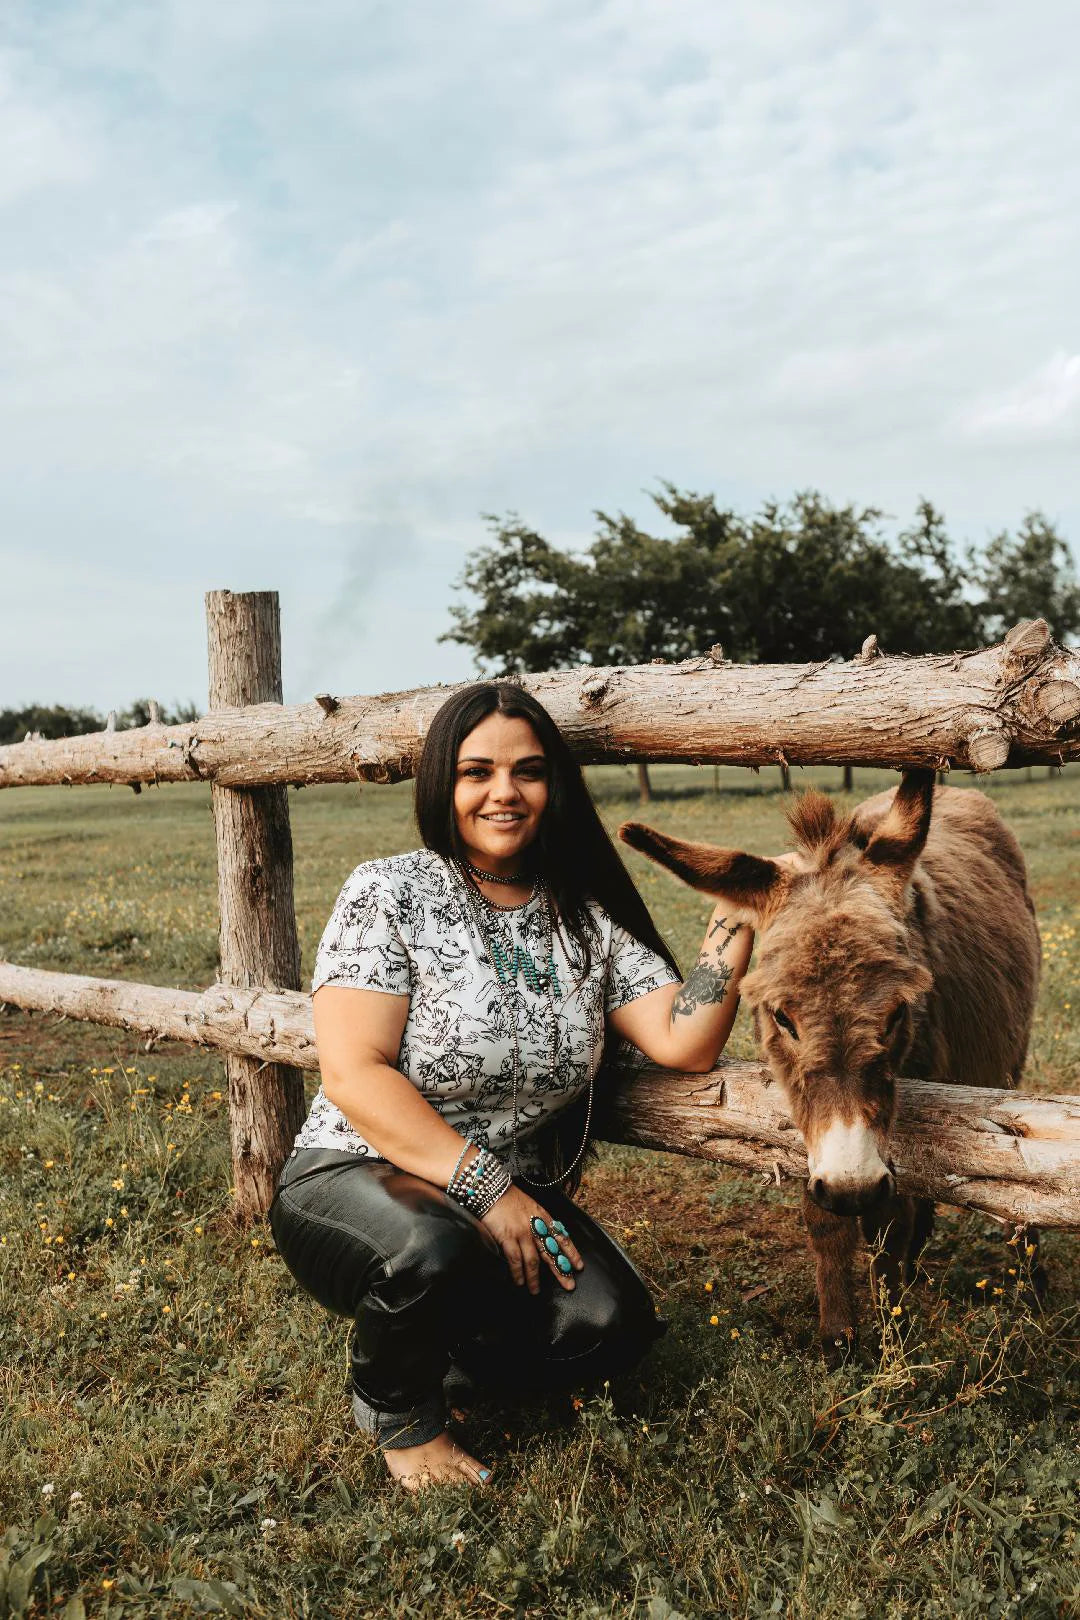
[874,1168,896,1203]
[807,1167,896,1216]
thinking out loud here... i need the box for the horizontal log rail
[2,960,1077,1230]
[3,621,1080,791]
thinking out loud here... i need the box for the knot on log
[580,674,611,706]
[1002,618,1052,673]
[965,722,1011,773]
[181,737,205,779]
[1034,679,1080,728]
[707,644,726,665]
[351,754,411,785]
[856,634,881,663]
[315,692,340,716]
[147,700,162,725]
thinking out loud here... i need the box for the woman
[270,683,753,1490]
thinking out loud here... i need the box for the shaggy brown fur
[619,772,1042,1358]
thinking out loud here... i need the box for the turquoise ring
[530,1217,549,1238]
[556,1254,573,1275]
[551,1220,569,1238]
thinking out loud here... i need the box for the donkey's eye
[884,1003,907,1042]
[772,1007,799,1040]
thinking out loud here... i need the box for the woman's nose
[489,771,521,801]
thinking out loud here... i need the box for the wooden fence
[1,591,1078,1226]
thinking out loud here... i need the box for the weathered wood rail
[2,621,1080,791]
[2,961,1078,1230]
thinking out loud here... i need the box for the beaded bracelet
[447,1147,511,1219]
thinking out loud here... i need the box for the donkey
[619,771,1041,1358]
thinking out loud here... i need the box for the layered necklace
[455,862,594,1187]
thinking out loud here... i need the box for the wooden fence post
[206,590,306,1221]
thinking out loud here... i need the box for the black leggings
[270,1147,663,1448]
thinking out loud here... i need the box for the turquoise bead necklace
[456,861,594,1187]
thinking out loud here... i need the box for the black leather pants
[270,1147,663,1449]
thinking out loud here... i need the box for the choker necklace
[464,859,527,887]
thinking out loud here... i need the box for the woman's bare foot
[382,1431,491,1492]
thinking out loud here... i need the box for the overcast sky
[3,0,1078,713]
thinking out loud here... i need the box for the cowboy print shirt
[293,850,679,1174]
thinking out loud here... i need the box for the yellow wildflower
[709,1314,719,1326]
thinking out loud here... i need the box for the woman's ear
[618,822,786,926]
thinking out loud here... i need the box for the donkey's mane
[786,790,852,860]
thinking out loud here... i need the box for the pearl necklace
[456,863,594,1188]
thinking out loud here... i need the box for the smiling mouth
[480,813,526,823]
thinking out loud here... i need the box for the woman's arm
[606,904,753,1072]
[314,986,475,1186]
[313,985,584,1293]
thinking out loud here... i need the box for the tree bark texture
[2,961,1077,1229]
[206,591,305,1222]
[3,620,1080,790]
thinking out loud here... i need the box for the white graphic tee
[293,850,679,1174]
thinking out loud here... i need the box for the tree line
[0,698,199,747]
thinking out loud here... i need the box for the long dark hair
[414,681,679,980]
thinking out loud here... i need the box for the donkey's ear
[862,770,935,894]
[618,823,785,923]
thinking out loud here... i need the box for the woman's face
[453,711,549,874]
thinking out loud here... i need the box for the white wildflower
[41,1482,55,1497]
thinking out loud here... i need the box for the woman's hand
[481,1185,585,1294]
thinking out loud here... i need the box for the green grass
[1,766,1078,1618]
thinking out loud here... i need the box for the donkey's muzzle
[807,1168,896,1216]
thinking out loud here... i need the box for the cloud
[958,353,1080,443]
[1,0,1078,710]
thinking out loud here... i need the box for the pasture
[1,765,1077,1619]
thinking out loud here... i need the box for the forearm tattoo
[671,916,744,1024]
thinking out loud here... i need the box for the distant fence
[1,592,1078,1225]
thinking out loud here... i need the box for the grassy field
[0,765,1077,1619]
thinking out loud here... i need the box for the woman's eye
[773,1008,799,1040]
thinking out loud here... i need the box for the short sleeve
[604,921,680,1014]
[311,864,412,996]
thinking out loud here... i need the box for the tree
[976,512,1080,645]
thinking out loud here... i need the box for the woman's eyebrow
[457,754,547,765]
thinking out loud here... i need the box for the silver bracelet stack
[446,1146,512,1218]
